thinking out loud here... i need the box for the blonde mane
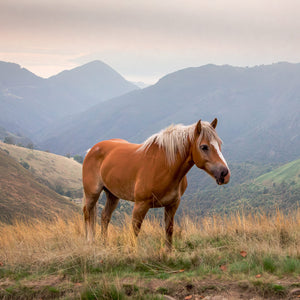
[138,121,221,164]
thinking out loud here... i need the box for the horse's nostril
[221,168,228,178]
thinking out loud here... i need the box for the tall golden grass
[0,208,299,271]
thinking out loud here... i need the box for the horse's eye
[200,145,209,151]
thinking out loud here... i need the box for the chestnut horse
[82,118,230,249]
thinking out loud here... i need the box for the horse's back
[85,139,134,159]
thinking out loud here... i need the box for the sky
[1,0,300,84]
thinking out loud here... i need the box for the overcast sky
[1,0,300,83]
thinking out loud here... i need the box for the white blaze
[211,140,228,168]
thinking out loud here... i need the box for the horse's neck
[167,146,194,184]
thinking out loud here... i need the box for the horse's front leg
[164,200,180,251]
[132,201,150,237]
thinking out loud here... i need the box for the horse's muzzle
[215,166,230,185]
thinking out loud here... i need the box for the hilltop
[0,148,81,224]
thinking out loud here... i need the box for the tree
[3,136,14,144]
[26,143,34,149]
[73,155,84,164]
[55,184,64,195]
[20,161,30,169]
[65,190,72,197]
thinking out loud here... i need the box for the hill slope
[0,148,81,224]
[40,63,300,163]
[0,142,83,198]
[255,158,300,187]
[0,127,33,146]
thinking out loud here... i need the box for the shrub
[73,155,84,164]
[20,161,30,169]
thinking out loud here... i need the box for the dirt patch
[1,275,299,299]
[120,277,300,300]
[0,278,14,288]
[20,274,66,289]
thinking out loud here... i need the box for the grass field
[0,209,299,299]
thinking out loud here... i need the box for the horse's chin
[216,178,225,185]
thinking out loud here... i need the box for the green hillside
[0,149,81,224]
[181,158,300,216]
[255,158,300,187]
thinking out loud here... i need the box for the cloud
[1,0,300,81]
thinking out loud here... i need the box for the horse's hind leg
[83,190,102,243]
[101,190,119,243]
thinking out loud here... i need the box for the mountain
[40,63,300,163]
[42,60,139,117]
[0,60,139,139]
[0,61,42,87]
[0,148,81,224]
[130,81,150,89]
[0,62,48,136]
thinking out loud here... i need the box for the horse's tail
[82,192,88,238]
[82,190,103,240]
[82,192,86,209]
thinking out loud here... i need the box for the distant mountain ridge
[0,61,42,87]
[46,60,138,110]
[40,62,300,163]
[0,60,139,138]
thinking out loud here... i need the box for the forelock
[198,121,222,145]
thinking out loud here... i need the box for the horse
[82,118,230,249]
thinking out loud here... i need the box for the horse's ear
[211,118,218,129]
[196,120,202,134]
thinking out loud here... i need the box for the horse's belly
[102,177,135,201]
[151,190,179,207]
[101,166,135,201]
[100,150,139,200]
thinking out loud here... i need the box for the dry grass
[0,209,299,268]
[0,209,299,299]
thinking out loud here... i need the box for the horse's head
[191,118,230,185]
